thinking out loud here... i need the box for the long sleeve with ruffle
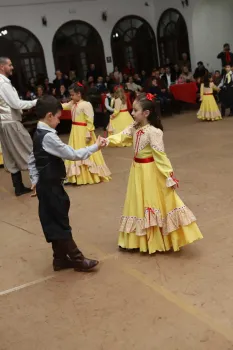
[149,128,177,188]
[83,102,95,137]
[62,101,73,110]
[107,123,134,147]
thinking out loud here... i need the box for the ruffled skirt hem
[118,222,203,254]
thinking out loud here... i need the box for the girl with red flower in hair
[62,82,111,185]
[105,93,203,254]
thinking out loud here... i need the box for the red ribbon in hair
[146,93,155,101]
[114,85,124,91]
[77,82,83,87]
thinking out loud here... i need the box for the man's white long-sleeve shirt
[0,74,37,122]
[28,122,98,185]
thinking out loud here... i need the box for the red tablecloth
[170,82,198,104]
[61,110,72,120]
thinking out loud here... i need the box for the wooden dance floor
[1,112,233,349]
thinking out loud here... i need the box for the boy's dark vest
[33,129,66,183]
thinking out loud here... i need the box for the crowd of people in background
[18,44,233,119]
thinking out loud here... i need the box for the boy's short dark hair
[35,96,62,119]
[215,70,220,74]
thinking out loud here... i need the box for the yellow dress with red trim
[197,83,222,121]
[0,142,3,166]
[107,123,203,254]
[63,100,111,185]
[107,98,133,147]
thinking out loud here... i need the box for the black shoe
[53,257,76,271]
[15,185,32,197]
[74,258,99,272]
[64,238,99,272]
[11,171,32,196]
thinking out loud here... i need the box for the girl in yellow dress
[63,83,111,185]
[107,93,203,254]
[197,74,222,121]
[107,87,133,146]
[0,142,3,167]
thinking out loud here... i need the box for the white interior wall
[192,0,233,72]
[0,0,158,80]
[1,0,232,79]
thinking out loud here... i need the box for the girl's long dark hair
[203,74,211,88]
[136,93,163,131]
[69,82,86,100]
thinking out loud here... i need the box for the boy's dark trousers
[36,181,98,271]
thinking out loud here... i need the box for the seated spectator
[59,84,70,102]
[179,52,191,71]
[123,61,135,76]
[165,57,173,71]
[159,67,165,77]
[122,73,128,84]
[193,61,208,79]
[87,63,99,82]
[141,70,147,86]
[149,78,171,111]
[113,66,123,83]
[87,81,98,95]
[126,76,142,92]
[161,66,176,89]
[53,69,69,94]
[27,77,36,93]
[52,87,56,97]
[133,73,142,85]
[96,76,106,93]
[36,85,44,98]
[105,75,115,90]
[178,66,194,83]
[69,70,77,83]
[24,90,35,100]
[173,64,181,81]
[88,76,94,85]
[63,74,72,88]
[145,70,164,91]
[44,77,53,95]
[213,70,222,86]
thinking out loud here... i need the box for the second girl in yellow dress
[107,93,203,254]
[107,87,133,146]
[197,74,222,121]
[63,83,111,185]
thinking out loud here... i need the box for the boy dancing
[219,64,233,117]
[28,96,105,272]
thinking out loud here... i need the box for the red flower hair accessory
[114,84,124,91]
[146,93,155,101]
[77,82,83,87]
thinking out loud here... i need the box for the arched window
[0,26,47,92]
[157,9,190,66]
[111,16,158,74]
[53,21,106,80]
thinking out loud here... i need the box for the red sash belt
[134,157,154,163]
[72,122,87,126]
[203,93,213,95]
[120,109,128,112]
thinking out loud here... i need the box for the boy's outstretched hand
[96,136,108,150]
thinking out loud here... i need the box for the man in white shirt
[0,57,37,196]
